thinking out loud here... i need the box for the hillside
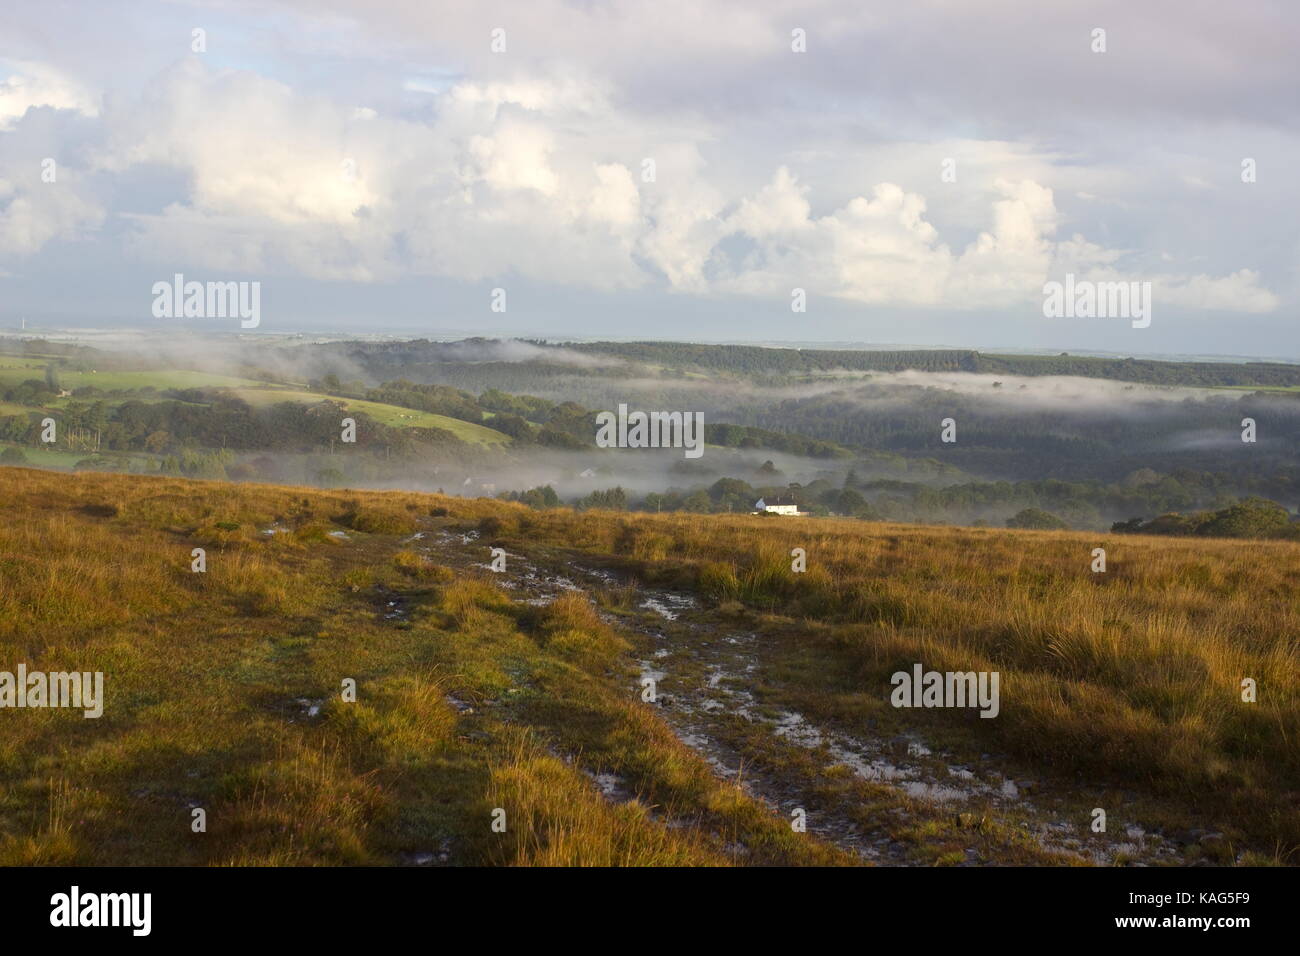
[11,339,1300,535]
[0,356,264,392]
[1,467,1293,866]
[0,350,513,449]
[227,388,511,446]
[558,341,1300,388]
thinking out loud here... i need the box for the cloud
[0,1,1292,353]
[2,56,1277,317]
[0,61,99,131]
[0,176,104,257]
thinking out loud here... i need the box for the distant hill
[557,341,1300,387]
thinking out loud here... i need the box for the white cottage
[754,494,802,516]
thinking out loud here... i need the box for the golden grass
[0,466,1295,863]
[0,468,853,864]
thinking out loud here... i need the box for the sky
[0,0,1297,358]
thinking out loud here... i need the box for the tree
[681,490,712,513]
[833,488,870,516]
[708,477,754,502]
[1196,497,1289,539]
[1006,508,1069,530]
[577,487,627,511]
[144,430,172,453]
[489,413,535,442]
[519,485,559,509]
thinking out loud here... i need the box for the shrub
[1005,508,1069,530]
[337,508,418,536]
[697,561,740,601]
[392,550,455,581]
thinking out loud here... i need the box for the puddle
[379,514,1188,867]
[639,593,697,620]
[399,839,452,866]
[585,770,637,804]
[446,694,475,715]
[288,697,324,720]
[630,635,1184,866]
[582,567,621,586]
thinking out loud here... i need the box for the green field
[0,357,264,392]
[0,443,152,469]
[229,388,512,446]
[0,355,511,446]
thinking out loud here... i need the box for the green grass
[0,353,511,446]
[0,365,264,391]
[0,443,139,468]
[228,388,512,445]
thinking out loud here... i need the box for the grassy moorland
[0,467,1294,866]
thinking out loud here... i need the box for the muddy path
[397,522,1194,866]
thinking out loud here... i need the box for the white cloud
[1156,269,1279,313]
[0,61,99,131]
[0,173,104,258]
[0,6,1287,336]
